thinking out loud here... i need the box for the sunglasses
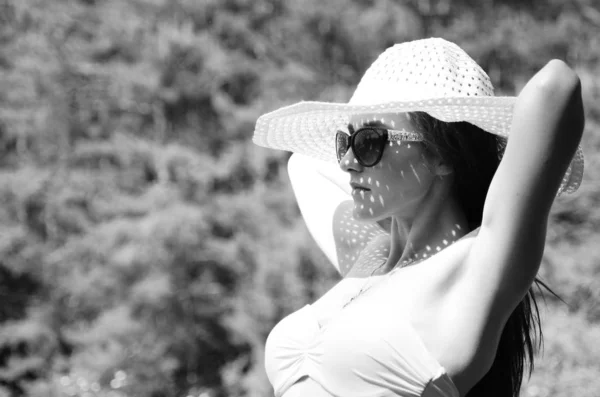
[335,126,425,167]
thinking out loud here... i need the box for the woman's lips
[350,183,370,191]
[350,183,370,198]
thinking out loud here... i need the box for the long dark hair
[409,111,554,397]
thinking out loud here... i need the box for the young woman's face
[340,112,439,221]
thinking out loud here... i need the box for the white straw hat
[253,37,584,195]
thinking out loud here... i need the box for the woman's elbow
[528,59,584,133]
[288,153,311,177]
[535,59,581,96]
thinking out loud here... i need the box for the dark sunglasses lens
[354,128,384,166]
[336,131,349,162]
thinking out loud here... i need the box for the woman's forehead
[348,112,415,130]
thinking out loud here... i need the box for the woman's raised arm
[462,60,585,309]
[288,153,352,273]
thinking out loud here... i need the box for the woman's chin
[352,203,382,222]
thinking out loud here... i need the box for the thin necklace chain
[341,227,475,309]
[342,255,424,308]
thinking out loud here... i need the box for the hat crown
[349,38,494,105]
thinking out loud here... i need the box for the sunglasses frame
[336,126,425,167]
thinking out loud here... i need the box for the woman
[253,38,585,397]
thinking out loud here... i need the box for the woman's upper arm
[463,60,584,303]
[288,153,351,273]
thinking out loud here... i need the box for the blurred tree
[0,0,598,396]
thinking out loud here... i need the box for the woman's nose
[339,147,363,173]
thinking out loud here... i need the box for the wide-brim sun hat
[253,37,584,195]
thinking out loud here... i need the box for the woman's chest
[312,236,483,380]
[313,238,471,330]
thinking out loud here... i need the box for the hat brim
[253,96,584,195]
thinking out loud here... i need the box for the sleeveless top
[265,300,459,397]
[264,203,471,397]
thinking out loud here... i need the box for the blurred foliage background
[0,0,599,396]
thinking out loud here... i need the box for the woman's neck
[384,185,469,269]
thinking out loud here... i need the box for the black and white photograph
[0,1,598,397]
